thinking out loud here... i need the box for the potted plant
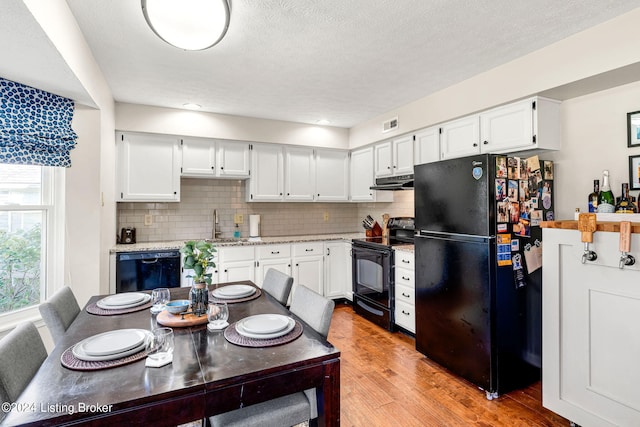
[180,240,216,315]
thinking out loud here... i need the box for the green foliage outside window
[0,225,41,313]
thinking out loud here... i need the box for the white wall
[115,103,350,149]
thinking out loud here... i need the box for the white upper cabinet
[315,149,349,202]
[414,126,440,165]
[247,143,284,201]
[117,132,181,202]
[441,97,561,160]
[440,115,481,160]
[284,147,315,201]
[350,146,393,202]
[216,140,250,178]
[181,137,216,177]
[181,138,249,178]
[374,135,414,178]
[392,135,415,175]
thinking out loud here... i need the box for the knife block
[366,222,383,237]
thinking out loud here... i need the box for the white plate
[212,285,256,299]
[236,317,295,339]
[78,329,148,356]
[240,314,290,334]
[97,294,151,310]
[100,292,146,307]
[73,340,146,362]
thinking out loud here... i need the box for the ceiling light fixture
[182,103,201,110]
[141,0,230,51]
[316,119,331,125]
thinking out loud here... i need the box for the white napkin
[145,354,172,368]
[207,321,229,331]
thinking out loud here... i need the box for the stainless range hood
[369,174,414,191]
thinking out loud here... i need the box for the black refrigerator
[414,153,553,398]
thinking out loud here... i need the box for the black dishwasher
[115,250,181,293]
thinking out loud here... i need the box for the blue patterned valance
[0,78,77,167]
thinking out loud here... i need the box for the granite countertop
[394,245,414,253]
[111,232,366,253]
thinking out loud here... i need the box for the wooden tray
[156,310,208,327]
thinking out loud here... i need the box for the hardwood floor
[327,303,569,427]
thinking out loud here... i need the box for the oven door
[351,244,393,308]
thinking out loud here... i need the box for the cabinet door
[543,229,640,427]
[217,141,250,177]
[219,260,255,283]
[248,144,283,201]
[181,137,215,177]
[284,147,315,201]
[414,127,440,165]
[315,149,349,201]
[118,133,180,202]
[255,258,291,288]
[374,141,393,178]
[292,255,324,297]
[480,100,533,153]
[350,147,374,201]
[324,241,351,299]
[440,115,480,160]
[393,135,414,175]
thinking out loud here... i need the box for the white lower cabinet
[291,242,324,298]
[254,244,292,287]
[542,227,640,427]
[324,241,352,300]
[394,250,415,333]
[217,246,255,284]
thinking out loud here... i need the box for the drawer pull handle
[305,248,313,252]
[271,251,280,254]
[402,292,410,298]
[402,310,410,315]
[402,276,410,281]
[401,259,410,263]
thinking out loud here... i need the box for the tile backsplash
[117,179,415,243]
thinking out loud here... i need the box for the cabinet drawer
[257,244,291,260]
[395,267,414,288]
[395,250,414,269]
[218,246,255,262]
[395,283,415,305]
[395,300,415,333]
[292,242,324,257]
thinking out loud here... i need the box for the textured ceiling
[8,1,640,128]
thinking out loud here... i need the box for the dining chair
[0,322,47,413]
[209,285,335,427]
[261,268,294,306]
[39,286,81,345]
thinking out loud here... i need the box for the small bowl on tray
[165,300,190,314]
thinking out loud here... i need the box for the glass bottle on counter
[615,183,637,213]
[587,179,599,212]
[597,170,615,213]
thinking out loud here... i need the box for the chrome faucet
[212,209,222,239]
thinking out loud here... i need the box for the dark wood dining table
[2,282,340,426]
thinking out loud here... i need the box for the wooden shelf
[541,220,640,233]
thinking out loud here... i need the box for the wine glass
[151,287,170,313]
[207,302,229,329]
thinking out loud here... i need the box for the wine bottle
[615,183,637,213]
[596,170,615,213]
[587,179,599,213]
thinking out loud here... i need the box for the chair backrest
[0,322,47,405]
[39,286,80,344]
[289,285,335,338]
[262,268,294,306]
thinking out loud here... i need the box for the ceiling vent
[382,117,398,133]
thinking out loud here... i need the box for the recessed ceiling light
[142,0,230,51]
[183,103,201,110]
[316,119,331,125]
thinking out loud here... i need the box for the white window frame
[0,166,65,333]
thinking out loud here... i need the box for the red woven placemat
[223,320,303,347]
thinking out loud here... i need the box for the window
[0,163,62,317]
